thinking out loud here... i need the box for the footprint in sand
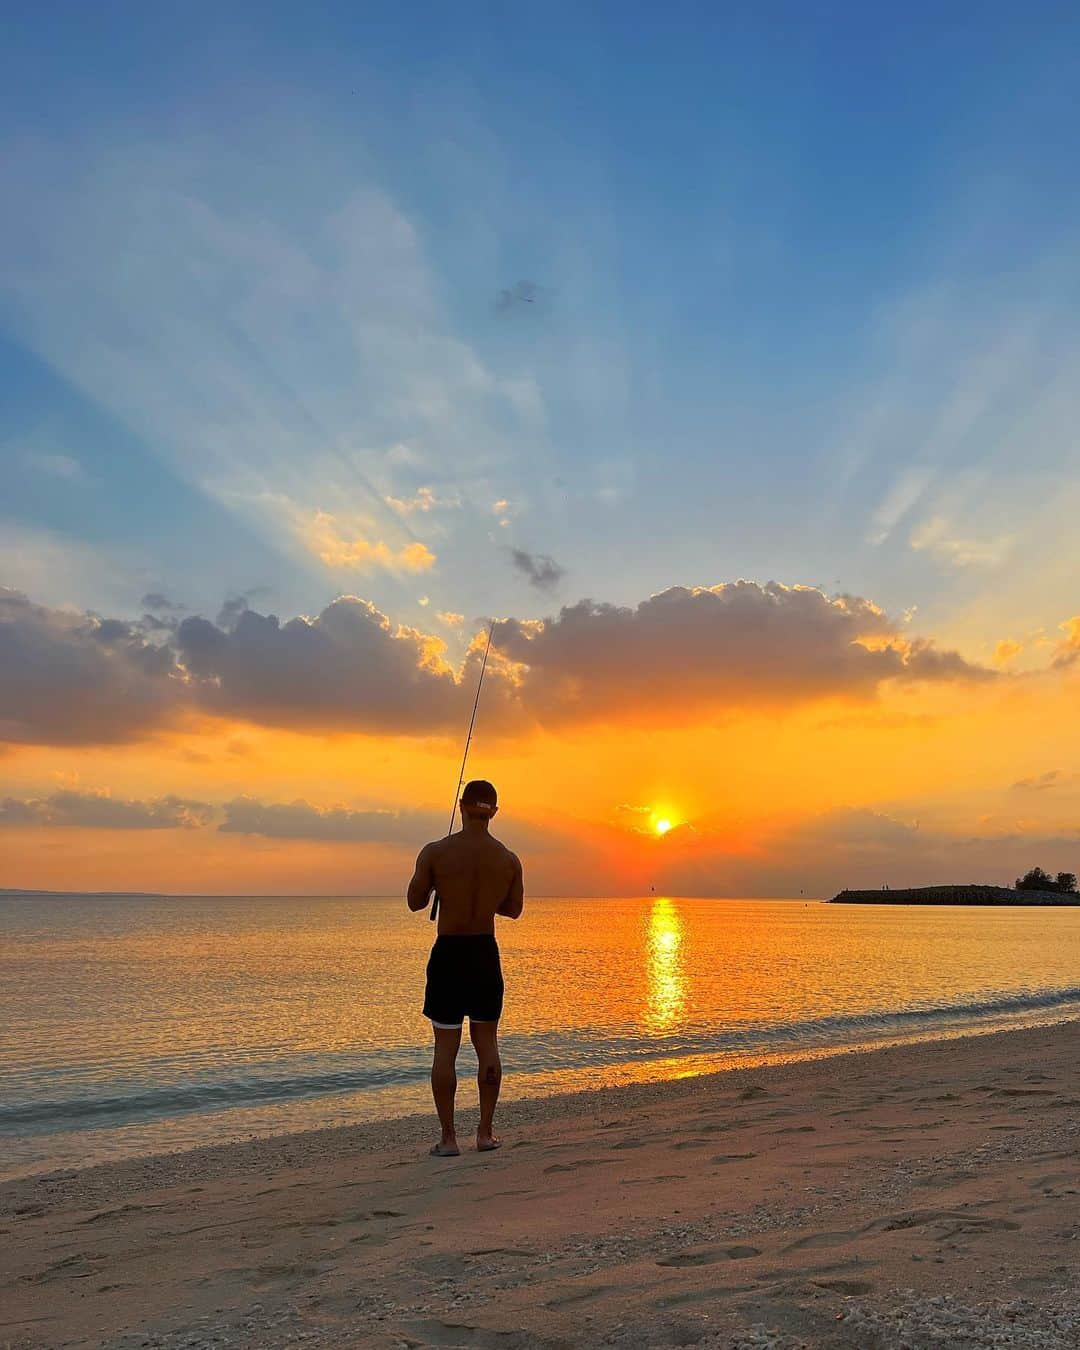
[621,1174,686,1186]
[1028,1172,1075,1190]
[711,1153,757,1164]
[241,1262,326,1289]
[78,1203,159,1225]
[543,1159,616,1174]
[30,1252,115,1284]
[466,1246,537,1259]
[655,1283,759,1308]
[784,1207,1021,1254]
[771,1125,816,1135]
[811,1277,874,1295]
[407,1317,526,1347]
[544,1285,609,1309]
[782,1229,863,1253]
[657,1243,761,1266]
[873,1209,1021,1238]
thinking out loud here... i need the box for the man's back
[408,778,522,1155]
[423,830,520,935]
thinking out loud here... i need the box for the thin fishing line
[431,617,497,922]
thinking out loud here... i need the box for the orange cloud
[385,486,459,515]
[993,638,1023,665]
[304,511,436,573]
[1054,615,1080,666]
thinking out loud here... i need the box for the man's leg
[430,1024,462,1155]
[469,1020,502,1150]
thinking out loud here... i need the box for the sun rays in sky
[3,7,1080,896]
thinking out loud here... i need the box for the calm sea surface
[3,895,1079,1180]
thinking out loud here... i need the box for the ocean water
[3,894,1079,1180]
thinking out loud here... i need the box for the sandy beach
[3,1020,1077,1349]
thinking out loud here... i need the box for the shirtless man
[407,779,524,1156]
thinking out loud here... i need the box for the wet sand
[2,1020,1078,1349]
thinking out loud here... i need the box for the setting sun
[654,818,673,836]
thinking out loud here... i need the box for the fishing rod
[430,617,497,923]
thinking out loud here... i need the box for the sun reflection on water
[645,896,686,1032]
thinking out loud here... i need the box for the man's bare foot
[476,1132,502,1152]
[430,1138,460,1157]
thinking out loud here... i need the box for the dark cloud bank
[0,790,213,830]
[0,582,992,748]
[0,789,439,843]
[218,798,442,844]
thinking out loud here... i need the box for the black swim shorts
[423,933,504,1028]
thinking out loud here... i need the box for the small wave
[0,1057,427,1130]
[5,984,1078,1134]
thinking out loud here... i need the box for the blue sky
[3,2,1080,658]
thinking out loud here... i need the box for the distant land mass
[0,887,168,899]
[830,885,1080,906]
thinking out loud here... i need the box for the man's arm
[496,853,524,919]
[406,843,436,912]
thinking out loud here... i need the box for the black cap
[461,779,497,811]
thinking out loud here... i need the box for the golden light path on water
[645,897,686,1033]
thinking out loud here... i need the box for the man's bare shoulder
[487,835,519,865]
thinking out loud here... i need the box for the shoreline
[4,1017,1078,1347]
[6,1006,1080,1191]
[9,999,1080,1187]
